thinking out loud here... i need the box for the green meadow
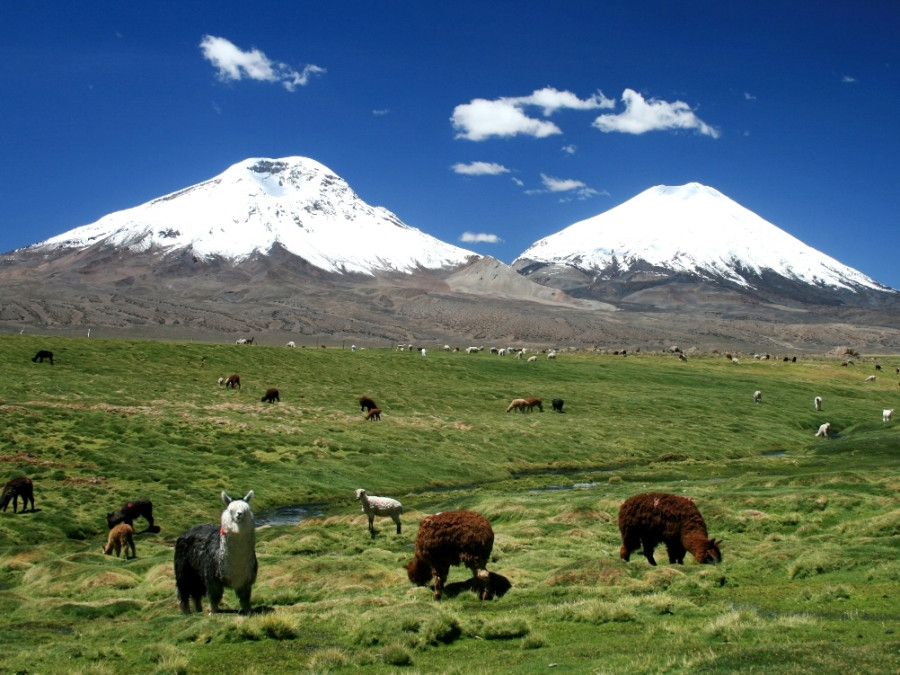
[0,334,897,674]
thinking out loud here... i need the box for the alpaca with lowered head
[174,490,257,614]
[103,523,136,559]
[1,476,34,513]
[107,499,155,531]
[618,492,721,566]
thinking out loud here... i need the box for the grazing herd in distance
[11,340,898,614]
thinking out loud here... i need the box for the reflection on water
[255,504,326,527]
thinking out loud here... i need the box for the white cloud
[372,109,391,116]
[526,174,600,200]
[199,35,325,91]
[451,161,511,176]
[841,75,857,83]
[593,89,720,138]
[511,177,524,187]
[561,144,577,155]
[460,232,502,243]
[451,87,614,141]
[744,92,757,101]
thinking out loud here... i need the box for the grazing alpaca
[0,476,34,513]
[31,350,54,365]
[618,492,721,566]
[753,390,761,404]
[103,523,136,559]
[815,422,832,438]
[506,398,527,413]
[552,398,564,413]
[355,488,402,536]
[864,375,876,382]
[405,510,495,600]
[174,490,257,615]
[365,408,382,421]
[107,499,155,531]
[224,374,241,389]
[883,409,894,423]
[814,396,823,411]
[261,388,280,403]
[359,396,377,412]
[524,397,543,412]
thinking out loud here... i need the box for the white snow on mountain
[33,157,479,275]
[515,183,886,292]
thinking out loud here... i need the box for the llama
[883,409,894,423]
[365,408,382,421]
[814,396,823,411]
[506,398,527,413]
[524,397,543,412]
[354,488,402,536]
[405,510,495,600]
[224,374,241,389]
[31,350,54,365]
[0,476,34,513]
[261,388,280,403]
[174,490,257,615]
[815,422,832,438]
[359,396,377,412]
[107,499,155,531]
[754,390,762,404]
[551,397,564,413]
[103,523,136,559]
[618,492,721,566]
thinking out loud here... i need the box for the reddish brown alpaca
[405,510,494,600]
[618,492,721,566]
[103,523,136,559]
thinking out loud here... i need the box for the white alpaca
[754,390,761,404]
[883,409,894,423]
[865,375,876,382]
[217,377,224,386]
[527,355,538,362]
[814,396,822,411]
[421,348,427,357]
[547,351,557,360]
[286,341,296,348]
[355,488,403,537]
[815,422,831,438]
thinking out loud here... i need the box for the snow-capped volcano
[31,157,478,275]
[514,183,889,294]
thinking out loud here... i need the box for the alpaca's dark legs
[368,515,375,537]
[207,581,225,613]
[641,537,658,566]
[619,528,641,561]
[393,514,402,534]
[236,586,253,614]
[432,564,450,600]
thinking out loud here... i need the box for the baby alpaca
[103,523,136,559]
[753,390,761,404]
[365,408,382,421]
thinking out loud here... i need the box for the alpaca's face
[699,539,722,564]
[222,499,254,532]
[405,557,432,585]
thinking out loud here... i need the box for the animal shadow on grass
[134,525,161,535]
[210,605,275,616]
[440,572,512,600]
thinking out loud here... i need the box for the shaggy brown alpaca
[224,374,241,389]
[261,387,280,403]
[365,408,382,421]
[103,523,136,559]
[524,396,543,412]
[359,396,377,412]
[405,510,495,600]
[618,492,721,566]
[1,476,35,513]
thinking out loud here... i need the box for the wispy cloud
[199,35,325,91]
[841,75,857,83]
[460,232,502,243]
[526,174,600,200]
[744,91,757,101]
[372,109,391,116]
[451,87,614,141]
[451,161,511,176]
[593,89,719,138]
[561,144,577,155]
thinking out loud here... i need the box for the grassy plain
[0,334,897,674]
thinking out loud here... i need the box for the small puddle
[255,504,326,528]
[762,449,787,457]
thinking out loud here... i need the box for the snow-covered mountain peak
[33,156,476,274]
[515,183,887,293]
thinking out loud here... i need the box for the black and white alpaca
[174,490,257,615]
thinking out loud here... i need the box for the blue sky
[2,1,899,289]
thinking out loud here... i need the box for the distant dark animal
[359,396,377,412]
[31,350,53,365]
[103,523,136,559]
[261,388,279,403]
[224,374,241,389]
[405,510,495,600]
[365,408,382,421]
[552,398,564,413]
[1,476,35,513]
[875,364,882,370]
[107,499,155,531]
[524,396,543,412]
[174,490,257,615]
[618,492,722,566]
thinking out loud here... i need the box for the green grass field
[0,335,897,673]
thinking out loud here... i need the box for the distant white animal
[814,396,822,411]
[815,422,831,438]
[355,488,403,537]
[865,375,876,382]
[352,345,357,352]
[731,357,740,364]
[286,341,296,348]
[754,390,762,404]
[421,348,427,357]
[527,355,538,363]
[548,351,557,360]
[883,409,894,423]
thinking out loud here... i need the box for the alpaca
[0,476,34,513]
[815,422,831,438]
[506,398,527,413]
[524,397,543,412]
[883,409,894,423]
[174,490,257,615]
[865,375,876,382]
[405,510,495,600]
[754,390,762,404]
[31,350,54,365]
[551,398,564,413]
[618,492,721,566]
[814,396,823,411]
[261,388,280,403]
[527,355,538,363]
[103,523,136,559]
[286,341,296,348]
[365,408,382,421]
[355,488,402,536]
[224,374,241,389]
[359,396,377,412]
[107,499,155,531]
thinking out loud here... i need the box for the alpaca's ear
[222,491,231,505]
[243,490,254,503]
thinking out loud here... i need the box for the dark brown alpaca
[405,510,495,600]
[359,396,377,412]
[225,374,241,389]
[524,397,543,412]
[103,523,136,559]
[261,388,280,403]
[618,492,721,566]
[365,408,382,421]
[1,476,35,513]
